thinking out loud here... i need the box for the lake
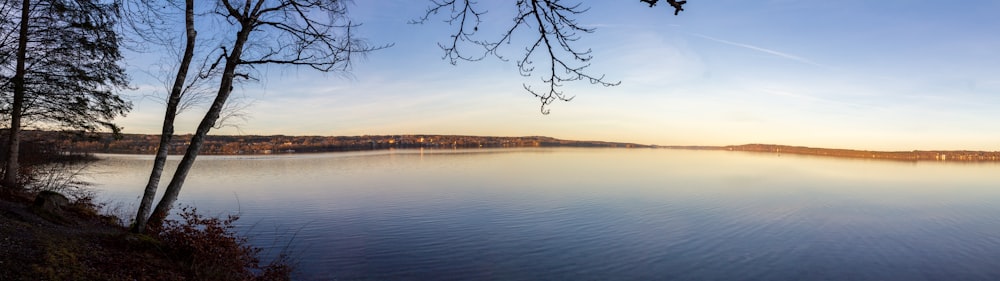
[89,147,1000,280]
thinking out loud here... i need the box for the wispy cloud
[692,33,827,68]
[759,88,867,109]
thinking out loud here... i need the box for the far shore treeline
[22,131,651,155]
[720,144,1000,162]
[17,130,1000,162]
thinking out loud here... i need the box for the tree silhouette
[415,0,686,114]
[0,0,130,188]
[125,0,385,231]
[120,0,201,233]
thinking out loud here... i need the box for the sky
[118,0,1000,151]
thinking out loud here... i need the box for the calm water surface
[90,148,1000,280]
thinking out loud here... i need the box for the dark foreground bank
[0,190,291,281]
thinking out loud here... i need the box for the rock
[34,191,70,211]
[31,191,72,225]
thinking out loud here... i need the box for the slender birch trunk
[131,0,196,233]
[147,22,253,228]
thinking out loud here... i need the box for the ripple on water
[91,149,1000,281]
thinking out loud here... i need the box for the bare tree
[135,0,384,230]
[415,0,687,114]
[119,0,200,233]
[1,0,130,188]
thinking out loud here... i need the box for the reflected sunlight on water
[90,148,1000,280]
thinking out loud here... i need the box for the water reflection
[90,148,1000,280]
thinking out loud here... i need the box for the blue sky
[119,0,1000,150]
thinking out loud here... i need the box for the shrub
[155,207,293,281]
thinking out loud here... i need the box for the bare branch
[639,0,687,15]
[419,0,684,113]
[230,1,390,74]
[213,93,254,130]
[145,0,388,228]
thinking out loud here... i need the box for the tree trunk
[3,0,30,189]
[131,0,196,233]
[147,22,252,228]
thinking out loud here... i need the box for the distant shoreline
[27,131,651,155]
[19,131,1000,162]
[660,144,1000,162]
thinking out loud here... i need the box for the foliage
[154,206,292,281]
[1,0,130,189]
[0,0,132,134]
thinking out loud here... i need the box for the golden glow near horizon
[118,1,1000,151]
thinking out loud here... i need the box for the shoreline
[17,130,1000,162]
[662,144,1000,163]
